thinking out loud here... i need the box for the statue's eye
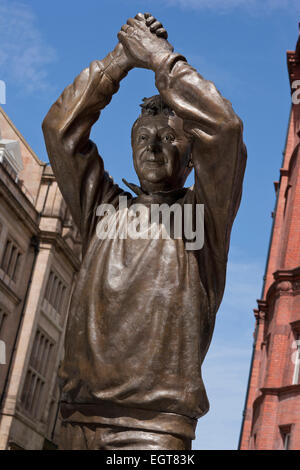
[163,134,175,143]
[138,134,148,142]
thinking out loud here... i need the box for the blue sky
[0,0,299,450]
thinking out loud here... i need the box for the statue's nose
[147,138,160,153]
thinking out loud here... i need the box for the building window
[283,184,292,216]
[21,328,55,420]
[280,425,292,450]
[283,432,291,450]
[292,333,300,385]
[46,380,61,441]
[44,270,66,314]
[0,308,7,336]
[1,238,22,281]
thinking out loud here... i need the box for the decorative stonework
[275,280,293,295]
[0,139,23,175]
[254,309,266,322]
[268,269,300,300]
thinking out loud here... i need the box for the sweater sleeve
[42,53,128,248]
[155,53,247,316]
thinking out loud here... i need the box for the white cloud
[165,0,300,13]
[0,0,56,93]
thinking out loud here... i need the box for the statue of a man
[42,13,246,450]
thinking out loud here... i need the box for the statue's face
[132,114,192,193]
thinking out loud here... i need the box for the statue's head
[131,95,193,193]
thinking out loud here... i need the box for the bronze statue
[42,13,247,450]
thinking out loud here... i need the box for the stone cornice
[0,165,39,235]
[273,267,300,282]
[266,268,300,301]
[260,383,300,397]
[280,168,289,177]
[39,231,81,272]
[252,384,300,414]
[0,277,21,305]
[257,300,268,312]
[254,302,267,322]
[257,268,300,318]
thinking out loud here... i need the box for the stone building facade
[0,106,81,449]
[239,29,300,450]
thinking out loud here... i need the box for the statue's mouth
[144,154,165,166]
[145,160,164,166]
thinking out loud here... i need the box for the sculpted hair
[139,95,174,117]
[131,95,175,141]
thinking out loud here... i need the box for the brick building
[239,29,300,450]
[0,106,81,449]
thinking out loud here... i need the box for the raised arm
[42,43,133,239]
[157,54,247,313]
[154,51,247,261]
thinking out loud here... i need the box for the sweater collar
[122,179,187,205]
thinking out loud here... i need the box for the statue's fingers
[156,28,168,39]
[150,21,163,33]
[117,31,125,42]
[126,18,137,27]
[145,16,156,26]
[121,24,132,33]
[135,13,144,21]
[144,12,152,19]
